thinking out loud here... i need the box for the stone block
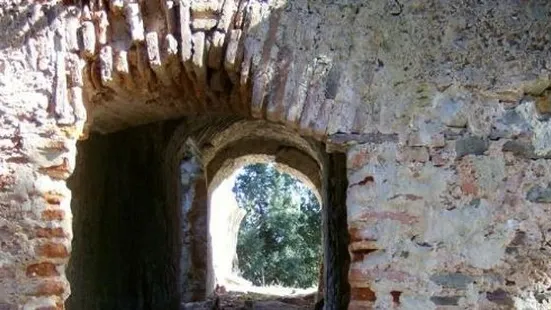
[429,147,453,167]
[430,296,461,306]
[397,146,429,163]
[455,136,489,158]
[410,132,444,148]
[534,91,551,120]
[486,289,514,306]
[430,273,473,289]
[489,109,532,140]
[434,92,468,128]
[526,183,551,203]
[502,140,539,159]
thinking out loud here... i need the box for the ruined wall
[347,94,551,309]
[0,1,84,308]
[66,123,179,310]
[1,0,551,309]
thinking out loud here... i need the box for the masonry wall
[347,97,551,308]
[0,1,82,308]
[66,123,179,310]
[1,0,551,309]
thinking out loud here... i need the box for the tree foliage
[232,163,321,288]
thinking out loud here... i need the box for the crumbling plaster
[0,0,550,309]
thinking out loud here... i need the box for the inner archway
[174,118,350,309]
[209,160,322,296]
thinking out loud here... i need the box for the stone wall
[1,0,550,309]
[347,98,551,308]
[0,1,82,308]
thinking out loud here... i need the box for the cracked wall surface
[0,0,550,309]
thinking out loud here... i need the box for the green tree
[232,163,321,288]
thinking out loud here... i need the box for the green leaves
[232,163,321,288]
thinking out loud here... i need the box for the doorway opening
[66,118,350,310]
[209,161,322,302]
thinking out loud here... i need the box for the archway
[209,161,322,294]
[66,117,350,309]
[207,138,322,280]
[172,118,349,308]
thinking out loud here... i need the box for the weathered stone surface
[434,91,468,128]
[2,0,551,309]
[430,296,461,306]
[455,136,489,158]
[486,288,514,306]
[430,273,473,289]
[526,183,551,203]
[125,3,145,42]
[502,140,545,159]
[490,109,532,140]
[79,21,96,58]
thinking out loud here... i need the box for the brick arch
[206,138,322,201]
[163,117,349,308]
[71,0,339,139]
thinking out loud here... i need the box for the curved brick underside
[61,0,550,138]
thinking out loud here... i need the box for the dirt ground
[181,290,320,309]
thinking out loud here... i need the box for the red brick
[458,160,479,196]
[35,227,66,239]
[350,176,375,187]
[31,280,65,296]
[405,194,423,201]
[349,241,379,262]
[38,158,70,180]
[348,227,377,243]
[36,243,68,258]
[41,210,65,221]
[461,181,478,196]
[391,291,402,304]
[350,150,370,170]
[43,192,63,206]
[351,249,377,262]
[351,287,376,301]
[26,262,59,277]
[348,301,375,310]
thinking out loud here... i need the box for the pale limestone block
[125,2,145,42]
[80,21,96,58]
